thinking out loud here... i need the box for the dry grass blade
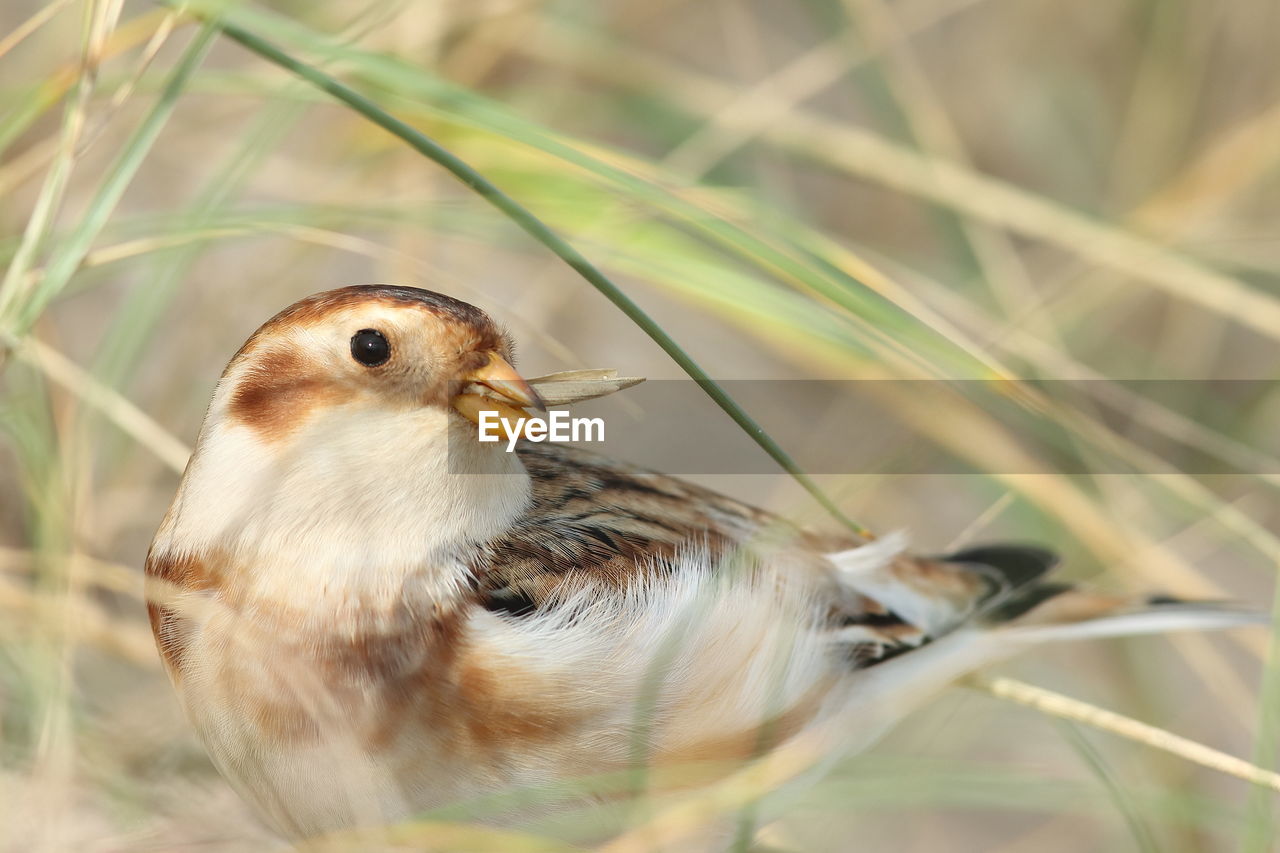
[299,821,583,853]
[976,676,1280,795]
[0,546,141,597]
[664,0,993,178]
[1133,99,1280,237]
[3,333,191,473]
[0,5,175,158]
[528,369,645,406]
[0,0,115,325]
[661,35,860,179]
[604,670,1280,852]
[6,19,217,333]
[0,0,76,62]
[840,0,1040,323]
[599,728,833,853]
[786,127,1280,338]
[0,570,156,667]
[526,23,1280,340]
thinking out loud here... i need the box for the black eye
[350,329,390,366]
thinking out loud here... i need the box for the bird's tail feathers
[993,587,1268,644]
[831,535,1267,647]
[827,593,1265,760]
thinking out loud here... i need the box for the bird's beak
[452,352,546,433]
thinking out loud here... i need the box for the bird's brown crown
[218,285,514,443]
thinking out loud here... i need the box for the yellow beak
[451,352,545,438]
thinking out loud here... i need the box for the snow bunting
[146,285,1261,839]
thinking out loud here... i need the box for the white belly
[167,557,844,840]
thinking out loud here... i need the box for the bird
[145,284,1262,841]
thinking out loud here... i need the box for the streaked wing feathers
[472,443,784,608]
[830,541,1061,669]
[473,444,1079,674]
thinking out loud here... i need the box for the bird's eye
[350,329,390,366]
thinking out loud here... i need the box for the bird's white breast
[152,404,856,840]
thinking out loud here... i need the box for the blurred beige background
[1,0,1278,850]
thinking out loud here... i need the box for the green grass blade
[0,1,100,328]
[1057,721,1161,853]
[1243,574,1280,852]
[3,20,219,335]
[206,14,873,538]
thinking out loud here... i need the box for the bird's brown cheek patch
[227,348,353,443]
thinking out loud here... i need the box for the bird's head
[213,284,544,449]
[161,286,543,580]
